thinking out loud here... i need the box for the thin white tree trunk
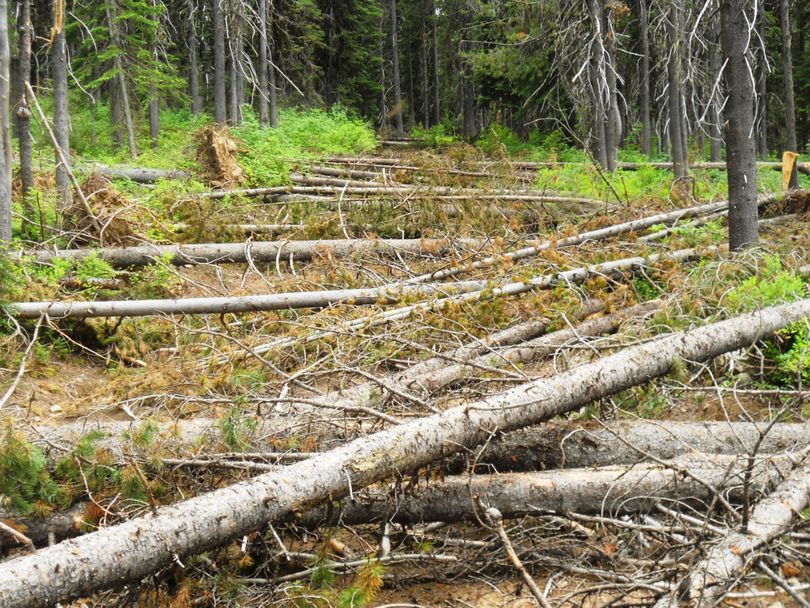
[2,300,810,606]
[9,247,705,319]
[15,237,480,267]
[0,0,10,243]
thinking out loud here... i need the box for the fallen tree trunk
[9,454,789,544]
[171,222,304,236]
[401,300,662,397]
[2,300,810,606]
[307,298,608,415]
[201,184,609,208]
[26,419,809,475]
[9,278,485,319]
[407,194,782,284]
[309,163,536,182]
[13,237,476,268]
[0,503,89,551]
[296,454,795,527]
[653,453,810,607]
[93,165,193,184]
[243,246,708,360]
[10,246,705,319]
[327,156,810,176]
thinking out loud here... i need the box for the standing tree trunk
[421,10,429,128]
[0,0,10,243]
[229,9,244,126]
[710,16,724,162]
[258,0,269,128]
[431,0,440,126]
[588,0,608,167]
[16,0,35,235]
[722,0,759,250]
[603,5,621,171]
[389,0,404,136]
[106,3,137,159]
[780,0,797,153]
[188,0,202,115]
[52,16,71,206]
[756,0,768,159]
[212,0,227,123]
[667,2,688,178]
[148,1,160,147]
[268,41,278,128]
[638,0,652,157]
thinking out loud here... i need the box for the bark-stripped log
[401,300,662,397]
[13,238,478,268]
[296,454,795,527]
[243,247,707,360]
[200,184,609,208]
[406,194,780,284]
[94,165,192,183]
[306,298,607,415]
[2,300,810,606]
[653,455,810,607]
[326,156,810,176]
[8,280,485,319]
[9,248,704,319]
[26,419,809,474]
[171,223,305,235]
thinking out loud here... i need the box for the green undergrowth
[234,107,377,186]
[653,252,810,388]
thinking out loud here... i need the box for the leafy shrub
[235,106,377,186]
[411,123,458,146]
[725,255,810,385]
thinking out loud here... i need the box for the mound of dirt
[195,125,245,188]
[64,173,144,246]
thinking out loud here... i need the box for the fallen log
[0,503,89,550]
[305,298,609,416]
[13,237,476,268]
[401,300,662,397]
[296,454,794,527]
[201,183,609,208]
[653,454,810,607]
[327,156,810,176]
[309,163,536,182]
[407,194,781,284]
[94,165,193,184]
[2,299,809,606]
[243,246,708,359]
[171,222,305,235]
[25,419,810,475]
[9,246,705,319]
[12,421,806,545]
[8,278,485,319]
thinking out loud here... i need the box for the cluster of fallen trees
[1,300,810,606]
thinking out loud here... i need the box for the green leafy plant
[725,255,810,385]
